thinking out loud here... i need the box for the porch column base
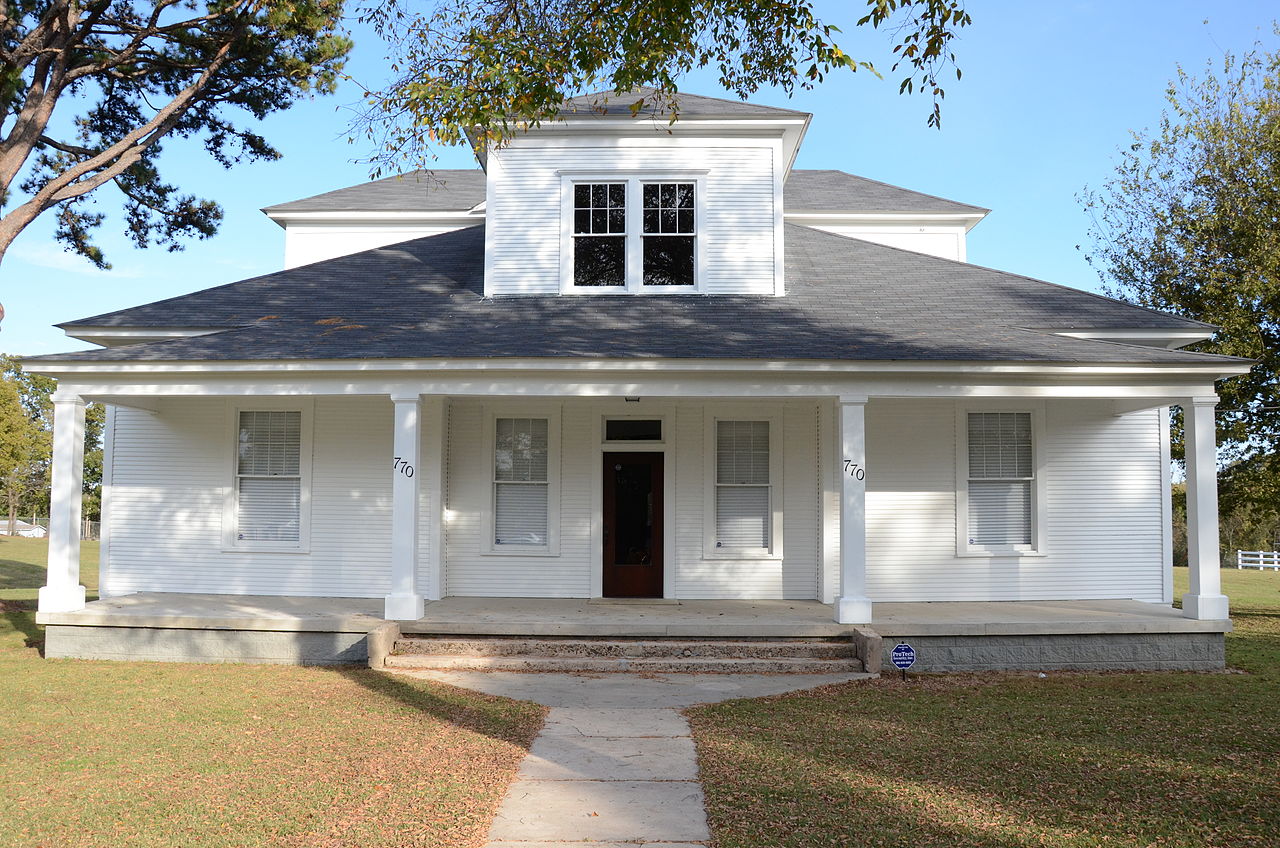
[835,596,873,625]
[384,593,424,621]
[38,583,86,614]
[1182,593,1229,620]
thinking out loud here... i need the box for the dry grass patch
[689,570,1280,848]
[0,538,546,848]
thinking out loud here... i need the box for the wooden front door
[602,452,664,598]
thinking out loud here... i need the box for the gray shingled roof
[39,225,1234,367]
[558,86,810,118]
[263,170,486,214]
[785,170,987,214]
[263,168,984,216]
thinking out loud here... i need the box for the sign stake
[890,642,916,681]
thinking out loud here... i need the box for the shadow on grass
[0,599,44,654]
[329,664,544,746]
[0,557,46,591]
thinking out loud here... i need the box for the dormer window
[561,173,704,293]
[642,183,695,285]
[573,183,627,286]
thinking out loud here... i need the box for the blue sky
[4,1,1277,356]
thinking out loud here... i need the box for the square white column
[835,396,872,624]
[385,394,424,620]
[38,393,87,613]
[420,396,446,601]
[1182,397,1229,620]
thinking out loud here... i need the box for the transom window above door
[563,174,702,292]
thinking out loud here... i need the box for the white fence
[1236,550,1280,571]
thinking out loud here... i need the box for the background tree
[81,402,105,522]
[1081,37,1280,536]
[0,376,45,534]
[356,0,970,173]
[0,0,351,272]
[0,355,102,529]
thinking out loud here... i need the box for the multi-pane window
[966,412,1034,547]
[236,411,301,543]
[568,178,697,290]
[494,417,550,546]
[573,183,626,286]
[642,183,695,286]
[715,420,770,551]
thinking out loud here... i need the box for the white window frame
[703,406,784,560]
[955,404,1048,557]
[482,405,562,556]
[558,170,707,294]
[223,399,313,553]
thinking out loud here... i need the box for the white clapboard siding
[782,404,821,599]
[104,397,394,598]
[674,402,819,600]
[799,225,965,261]
[487,141,776,295]
[283,223,477,268]
[865,399,1166,602]
[444,401,592,597]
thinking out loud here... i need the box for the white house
[29,90,1248,670]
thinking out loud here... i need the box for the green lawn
[690,568,1280,848]
[0,538,545,848]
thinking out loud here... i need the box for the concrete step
[383,653,863,673]
[393,636,855,660]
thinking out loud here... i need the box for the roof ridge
[560,86,810,117]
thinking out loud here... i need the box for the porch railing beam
[39,393,87,613]
[835,396,873,624]
[1182,396,1229,620]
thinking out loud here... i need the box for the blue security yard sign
[890,642,916,679]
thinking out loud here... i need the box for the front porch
[37,593,1230,671]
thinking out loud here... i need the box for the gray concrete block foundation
[44,624,369,665]
[879,632,1225,672]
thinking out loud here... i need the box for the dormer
[479,89,810,297]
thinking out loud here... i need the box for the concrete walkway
[393,669,872,847]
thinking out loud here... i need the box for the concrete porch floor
[38,593,1230,637]
[37,593,1231,669]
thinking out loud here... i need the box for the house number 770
[843,460,865,481]
[393,457,415,478]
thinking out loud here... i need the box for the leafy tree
[0,0,352,271]
[356,0,970,172]
[1081,38,1280,516]
[82,402,105,521]
[0,376,46,534]
[0,355,103,525]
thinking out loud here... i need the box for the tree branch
[36,135,96,157]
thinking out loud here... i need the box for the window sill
[957,549,1049,559]
[702,551,784,562]
[561,287,701,296]
[223,544,310,555]
[482,547,560,558]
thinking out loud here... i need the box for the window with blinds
[967,412,1033,547]
[715,420,770,551]
[236,411,302,543]
[494,417,549,546]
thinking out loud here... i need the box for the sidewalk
[390,670,872,847]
